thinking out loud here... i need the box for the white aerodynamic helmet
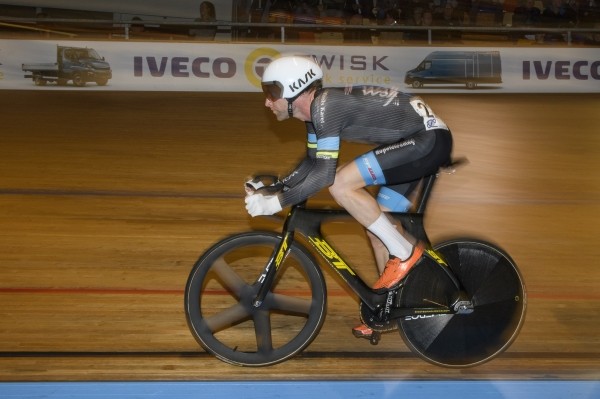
[261,55,323,101]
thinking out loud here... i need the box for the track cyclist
[244,55,453,339]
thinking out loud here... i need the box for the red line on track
[0,287,184,295]
[0,287,598,301]
[0,287,350,297]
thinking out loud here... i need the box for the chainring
[358,289,400,332]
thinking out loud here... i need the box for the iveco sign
[133,56,237,78]
[523,60,600,80]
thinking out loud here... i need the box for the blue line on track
[0,381,598,399]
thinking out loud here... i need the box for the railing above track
[1,16,599,46]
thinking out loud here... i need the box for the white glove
[245,194,282,217]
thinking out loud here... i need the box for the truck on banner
[0,39,598,93]
[22,45,112,87]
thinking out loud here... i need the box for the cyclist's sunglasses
[262,81,284,101]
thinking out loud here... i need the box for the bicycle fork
[252,231,294,308]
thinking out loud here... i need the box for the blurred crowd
[235,0,600,44]
[1,0,598,44]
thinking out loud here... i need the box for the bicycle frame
[252,171,469,319]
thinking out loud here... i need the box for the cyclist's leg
[330,161,416,263]
[369,182,420,273]
[366,230,388,274]
[328,161,383,227]
[341,128,452,280]
[343,129,452,336]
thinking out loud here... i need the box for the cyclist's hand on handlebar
[244,175,283,195]
[244,178,265,195]
[245,193,282,217]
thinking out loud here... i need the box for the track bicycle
[184,160,526,367]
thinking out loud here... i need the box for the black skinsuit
[278,86,452,208]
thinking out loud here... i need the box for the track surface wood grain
[0,91,598,381]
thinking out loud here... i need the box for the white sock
[367,213,413,260]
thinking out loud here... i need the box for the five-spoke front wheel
[185,232,327,366]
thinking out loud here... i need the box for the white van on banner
[0,39,598,93]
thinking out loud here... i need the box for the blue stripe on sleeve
[317,136,340,151]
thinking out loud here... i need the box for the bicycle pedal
[369,331,382,345]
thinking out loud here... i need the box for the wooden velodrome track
[0,90,598,381]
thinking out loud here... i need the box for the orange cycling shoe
[372,242,425,290]
[352,323,374,338]
[352,243,425,339]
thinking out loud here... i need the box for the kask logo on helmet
[288,68,318,94]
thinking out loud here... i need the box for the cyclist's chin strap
[287,100,293,118]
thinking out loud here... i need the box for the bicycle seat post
[415,173,437,214]
[415,159,468,214]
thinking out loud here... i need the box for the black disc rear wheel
[398,239,526,367]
